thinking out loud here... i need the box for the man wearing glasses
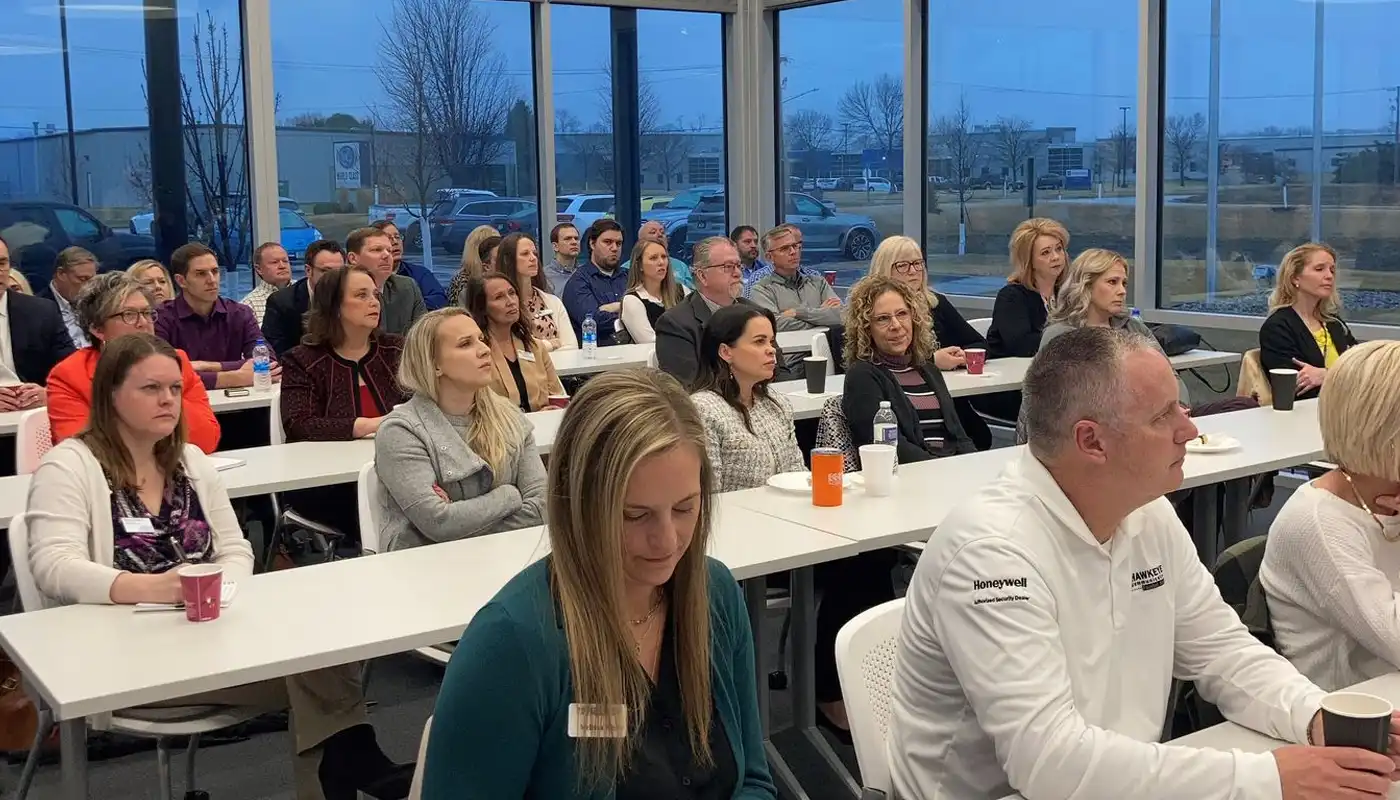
[750,224,843,331]
[0,233,74,412]
[655,236,797,386]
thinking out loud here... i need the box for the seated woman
[465,274,565,414]
[423,368,774,798]
[26,333,411,800]
[842,275,976,464]
[280,265,409,538]
[1261,341,1400,691]
[621,239,686,344]
[1259,242,1358,400]
[986,217,1068,358]
[7,269,32,294]
[48,272,221,453]
[374,307,547,551]
[446,224,502,307]
[127,259,174,304]
[689,304,803,491]
[497,231,576,352]
[868,235,991,450]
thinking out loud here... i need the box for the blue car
[213,208,323,264]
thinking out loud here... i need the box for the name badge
[120,517,156,534]
[568,704,627,739]
[519,351,536,362]
[536,307,554,318]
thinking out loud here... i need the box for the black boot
[317,724,415,800]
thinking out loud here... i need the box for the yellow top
[1312,325,1340,367]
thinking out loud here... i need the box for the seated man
[262,239,343,355]
[39,245,98,349]
[372,219,446,310]
[155,243,274,390]
[0,233,73,410]
[620,220,693,290]
[561,219,627,347]
[748,224,842,331]
[346,226,425,336]
[240,241,293,325]
[888,326,1396,799]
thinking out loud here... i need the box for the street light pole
[1119,105,1131,189]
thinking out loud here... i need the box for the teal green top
[422,556,776,800]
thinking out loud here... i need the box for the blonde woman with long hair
[986,217,1069,358]
[1260,242,1358,399]
[423,368,776,798]
[869,235,987,370]
[373,307,546,551]
[446,224,504,306]
[620,238,686,343]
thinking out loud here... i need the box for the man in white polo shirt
[888,326,1398,800]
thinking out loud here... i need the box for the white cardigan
[541,291,577,352]
[23,439,254,610]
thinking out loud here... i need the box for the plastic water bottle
[582,313,597,360]
[873,401,899,475]
[1130,307,1142,321]
[252,338,272,393]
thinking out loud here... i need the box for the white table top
[548,330,819,378]
[0,501,855,721]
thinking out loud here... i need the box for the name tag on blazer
[519,350,536,362]
[568,704,627,738]
[121,517,156,534]
[535,307,554,318]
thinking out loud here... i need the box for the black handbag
[1150,323,1202,357]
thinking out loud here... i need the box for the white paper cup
[858,445,897,496]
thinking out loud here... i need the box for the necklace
[628,589,663,626]
[1340,470,1400,543]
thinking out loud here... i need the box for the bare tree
[785,109,835,154]
[557,111,611,192]
[992,116,1038,184]
[597,60,662,153]
[379,0,516,189]
[838,74,903,160]
[1109,121,1137,188]
[646,118,693,191]
[373,33,449,256]
[126,146,154,208]
[932,94,985,230]
[1166,112,1206,186]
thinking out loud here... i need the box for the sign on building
[334,141,362,189]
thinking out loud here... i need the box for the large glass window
[926,0,1137,298]
[0,2,249,292]
[779,0,901,288]
[1162,0,1400,324]
[271,0,538,291]
[553,4,616,245]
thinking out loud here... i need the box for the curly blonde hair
[1048,248,1128,327]
[1268,242,1342,318]
[842,275,938,366]
[1008,217,1070,288]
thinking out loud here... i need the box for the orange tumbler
[811,448,844,507]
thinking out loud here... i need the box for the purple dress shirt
[155,295,262,389]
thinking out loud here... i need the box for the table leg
[791,566,861,798]
[743,577,810,800]
[1192,485,1221,567]
[1221,479,1252,550]
[59,717,88,800]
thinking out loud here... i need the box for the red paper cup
[965,348,987,375]
[823,271,837,287]
[179,564,223,622]
[548,394,569,410]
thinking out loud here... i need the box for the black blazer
[931,292,987,350]
[654,294,799,387]
[10,290,75,384]
[841,358,975,464]
[261,278,311,356]
[1259,306,1358,400]
[985,282,1048,359]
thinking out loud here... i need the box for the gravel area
[1170,289,1400,314]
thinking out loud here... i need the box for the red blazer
[278,335,408,442]
[46,346,222,453]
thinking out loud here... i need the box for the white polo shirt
[888,450,1324,800]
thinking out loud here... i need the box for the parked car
[431,197,537,254]
[1,201,157,286]
[851,177,894,194]
[1036,173,1065,190]
[641,196,673,211]
[685,191,879,261]
[641,184,726,259]
[211,208,324,263]
[556,194,615,234]
[816,177,841,190]
[496,206,540,239]
[129,195,296,236]
[927,176,949,187]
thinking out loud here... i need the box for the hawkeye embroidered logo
[1131,565,1165,592]
[972,576,1030,605]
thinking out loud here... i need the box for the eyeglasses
[871,309,912,329]
[892,258,925,275]
[770,242,803,255]
[108,309,155,325]
[703,261,743,275]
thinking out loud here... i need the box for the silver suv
[686,192,880,261]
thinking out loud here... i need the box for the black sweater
[986,282,1048,359]
[841,358,976,464]
[930,292,987,350]
[1258,306,1358,400]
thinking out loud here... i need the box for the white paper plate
[1186,434,1241,453]
[766,471,854,494]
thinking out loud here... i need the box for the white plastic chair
[810,332,837,376]
[835,598,906,799]
[968,317,993,337]
[407,716,432,800]
[7,516,261,800]
[646,348,659,369]
[268,398,286,446]
[14,409,53,475]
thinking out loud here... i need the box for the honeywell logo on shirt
[972,576,1030,605]
[972,577,1028,591]
[1131,565,1166,592]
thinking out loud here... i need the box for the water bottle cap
[879,401,891,408]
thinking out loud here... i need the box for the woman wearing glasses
[48,272,221,452]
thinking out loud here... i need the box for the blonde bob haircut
[1048,248,1129,327]
[458,224,503,280]
[1268,242,1342,318]
[868,235,937,310]
[546,368,716,789]
[843,275,938,367]
[1008,217,1070,288]
[1319,340,1400,483]
[397,308,524,480]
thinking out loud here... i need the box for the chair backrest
[835,598,906,795]
[1212,534,1273,645]
[15,409,53,475]
[646,348,659,369]
[269,400,286,446]
[357,461,382,555]
[8,516,44,612]
[407,715,432,800]
[814,395,860,473]
[968,317,993,337]
[810,332,836,376]
[1237,348,1271,404]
